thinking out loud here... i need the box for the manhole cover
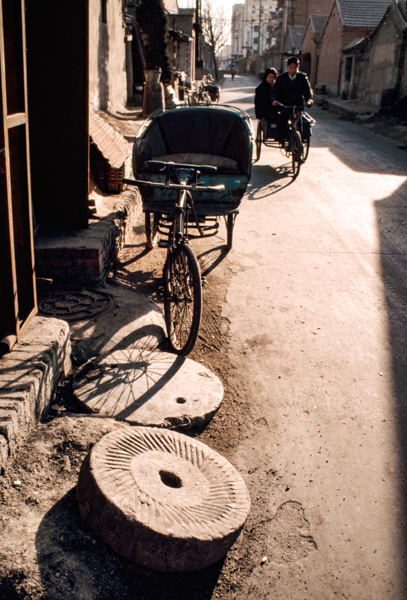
[77,426,251,572]
[39,290,115,321]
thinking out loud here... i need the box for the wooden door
[0,0,37,355]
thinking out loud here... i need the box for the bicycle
[255,104,314,177]
[187,81,212,105]
[276,103,314,176]
[124,161,225,355]
[201,74,220,103]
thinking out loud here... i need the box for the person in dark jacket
[271,56,313,108]
[271,56,313,142]
[255,67,278,119]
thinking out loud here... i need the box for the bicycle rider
[271,56,313,143]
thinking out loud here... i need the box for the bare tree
[201,0,230,81]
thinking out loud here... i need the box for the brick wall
[317,2,343,93]
[0,318,71,473]
[294,0,333,25]
[301,21,318,86]
[317,1,373,95]
[34,188,141,287]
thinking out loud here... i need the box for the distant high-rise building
[231,4,245,59]
[243,0,278,56]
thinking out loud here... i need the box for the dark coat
[255,80,278,119]
[271,71,313,107]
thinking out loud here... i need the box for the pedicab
[124,103,253,355]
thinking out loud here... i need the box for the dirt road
[201,75,407,599]
[1,75,407,599]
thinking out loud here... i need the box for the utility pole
[195,0,202,75]
[280,0,289,71]
[256,0,262,76]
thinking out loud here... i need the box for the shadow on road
[35,489,224,600]
[248,163,296,198]
[198,245,230,277]
[376,179,407,591]
[224,73,407,594]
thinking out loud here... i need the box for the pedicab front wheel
[163,243,202,356]
[291,130,302,178]
[255,121,262,161]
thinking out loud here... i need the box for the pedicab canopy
[132,104,254,216]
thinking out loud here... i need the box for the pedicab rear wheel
[225,213,236,250]
[291,131,302,178]
[302,136,310,162]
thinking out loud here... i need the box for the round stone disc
[73,350,223,429]
[76,426,251,571]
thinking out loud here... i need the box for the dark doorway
[25,0,89,229]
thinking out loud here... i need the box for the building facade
[243,0,278,57]
[264,0,332,72]
[232,4,245,59]
[301,14,329,84]
[340,0,407,105]
[317,0,391,95]
[89,0,130,113]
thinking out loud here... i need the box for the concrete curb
[315,97,357,121]
[325,100,357,121]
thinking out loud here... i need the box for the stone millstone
[73,350,223,429]
[76,426,251,572]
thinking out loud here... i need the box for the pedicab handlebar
[274,102,308,113]
[123,160,225,192]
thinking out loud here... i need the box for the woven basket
[90,143,124,193]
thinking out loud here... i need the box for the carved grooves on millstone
[92,427,249,538]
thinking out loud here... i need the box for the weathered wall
[400,44,407,97]
[168,13,195,83]
[89,0,128,113]
[346,3,407,107]
[359,17,398,105]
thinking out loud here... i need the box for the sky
[177,0,237,21]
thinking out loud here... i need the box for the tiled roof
[337,0,391,28]
[286,25,306,53]
[309,14,328,34]
[89,111,131,169]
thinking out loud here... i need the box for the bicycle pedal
[158,240,168,248]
